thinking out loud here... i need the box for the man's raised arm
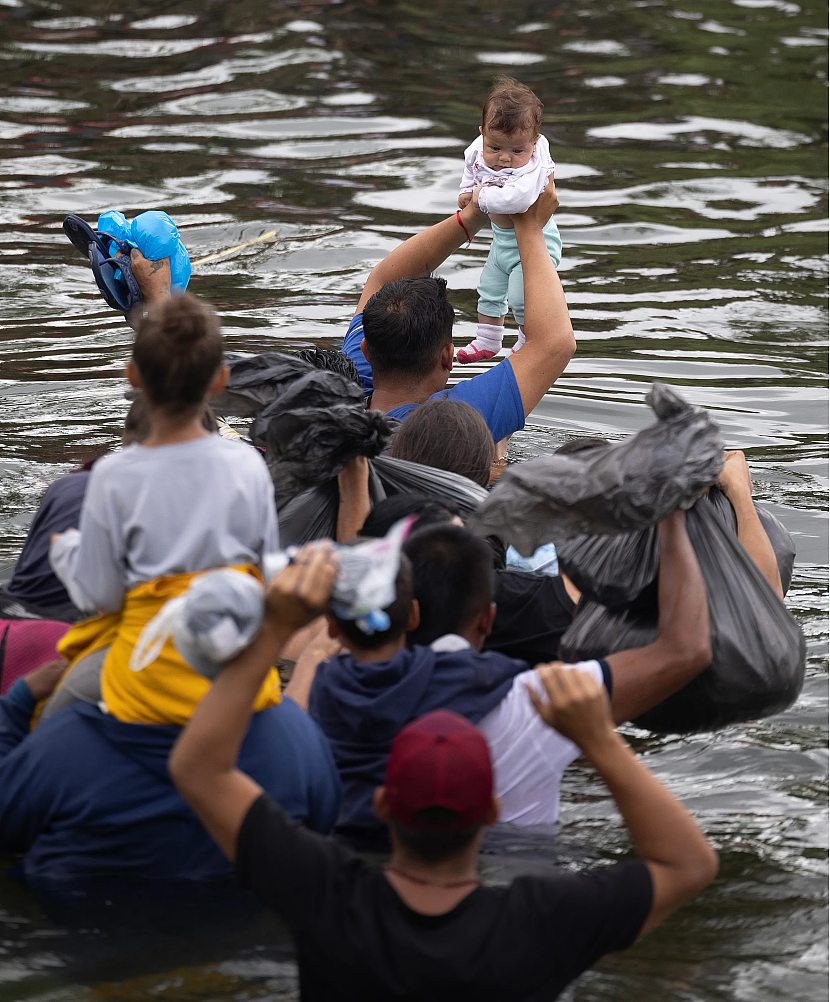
[529,665,718,935]
[169,544,339,861]
[607,510,712,725]
[354,202,489,314]
[507,178,576,417]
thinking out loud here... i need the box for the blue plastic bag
[97,209,191,293]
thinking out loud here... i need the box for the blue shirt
[343,313,526,443]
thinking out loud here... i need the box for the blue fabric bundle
[308,644,526,828]
[97,209,191,293]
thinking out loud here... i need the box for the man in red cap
[170,542,718,1002]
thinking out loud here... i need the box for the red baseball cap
[384,710,494,831]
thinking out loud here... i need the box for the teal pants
[477,218,562,327]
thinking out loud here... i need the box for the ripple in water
[0,0,826,999]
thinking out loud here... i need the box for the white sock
[513,326,526,351]
[464,323,504,353]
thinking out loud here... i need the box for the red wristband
[456,209,472,244]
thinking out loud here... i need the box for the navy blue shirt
[0,683,341,880]
[309,642,528,829]
[343,313,526,443]
[5,471,89,611]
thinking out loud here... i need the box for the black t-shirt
[236,793,653,1002]
[485,570,576,667]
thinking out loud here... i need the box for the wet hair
[482,76,543,136]
[388,399,494,489]
[296,347,362,387]
[122,392,218,446]
[333,553,414,651]
[390,811,482,863]
[361,496,457,539]
[403,524,495,646]
[132,293,223,413]
[362,276,454,380]
[362,497,506,572]
[555,437,609,455]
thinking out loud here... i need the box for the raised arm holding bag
[560,497,805,734]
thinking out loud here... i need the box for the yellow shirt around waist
[57,566,281,726]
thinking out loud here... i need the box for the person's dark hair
[132,293,223,413]
[296,347,362,387]
[555,437,609,455]
[403,524,495,646]
[333,553,414,651]
[388,399,494,489]
[361,496,456,539]
[123,392,218,446]
[362,276,454,379]
[482,76,543,136]
[390,810,481,863]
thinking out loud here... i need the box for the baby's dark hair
[482,76,543,136]
[333,553,414,651]
[132,293,223,413]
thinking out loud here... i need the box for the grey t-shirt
[50,435,278,613]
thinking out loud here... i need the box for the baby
[457,77,561,363]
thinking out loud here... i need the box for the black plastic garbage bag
[211,351,489,545]
[468,382,724,554]
[278,456,488,547]
[260,371,393,504]
[557,594,658,665]
[211,352,315,419]
[559,486,795,608]
[372,456,488,515]
[557,528,660,609]
[211,352,395,505]
[277,480,341,548]
[559,500,805,734]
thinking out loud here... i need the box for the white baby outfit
[458,134,562,362]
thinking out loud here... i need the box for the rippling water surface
[0,1,826,999]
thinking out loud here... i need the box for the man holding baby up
[341,77,574,449]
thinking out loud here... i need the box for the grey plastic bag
[469,383,724,554]
[278,456,488,547]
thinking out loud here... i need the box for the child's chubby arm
[457,191,473,209]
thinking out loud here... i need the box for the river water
[0,1,826,999]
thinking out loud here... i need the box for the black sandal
[63,214,143,314]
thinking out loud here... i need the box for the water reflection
[0,0,826,998]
